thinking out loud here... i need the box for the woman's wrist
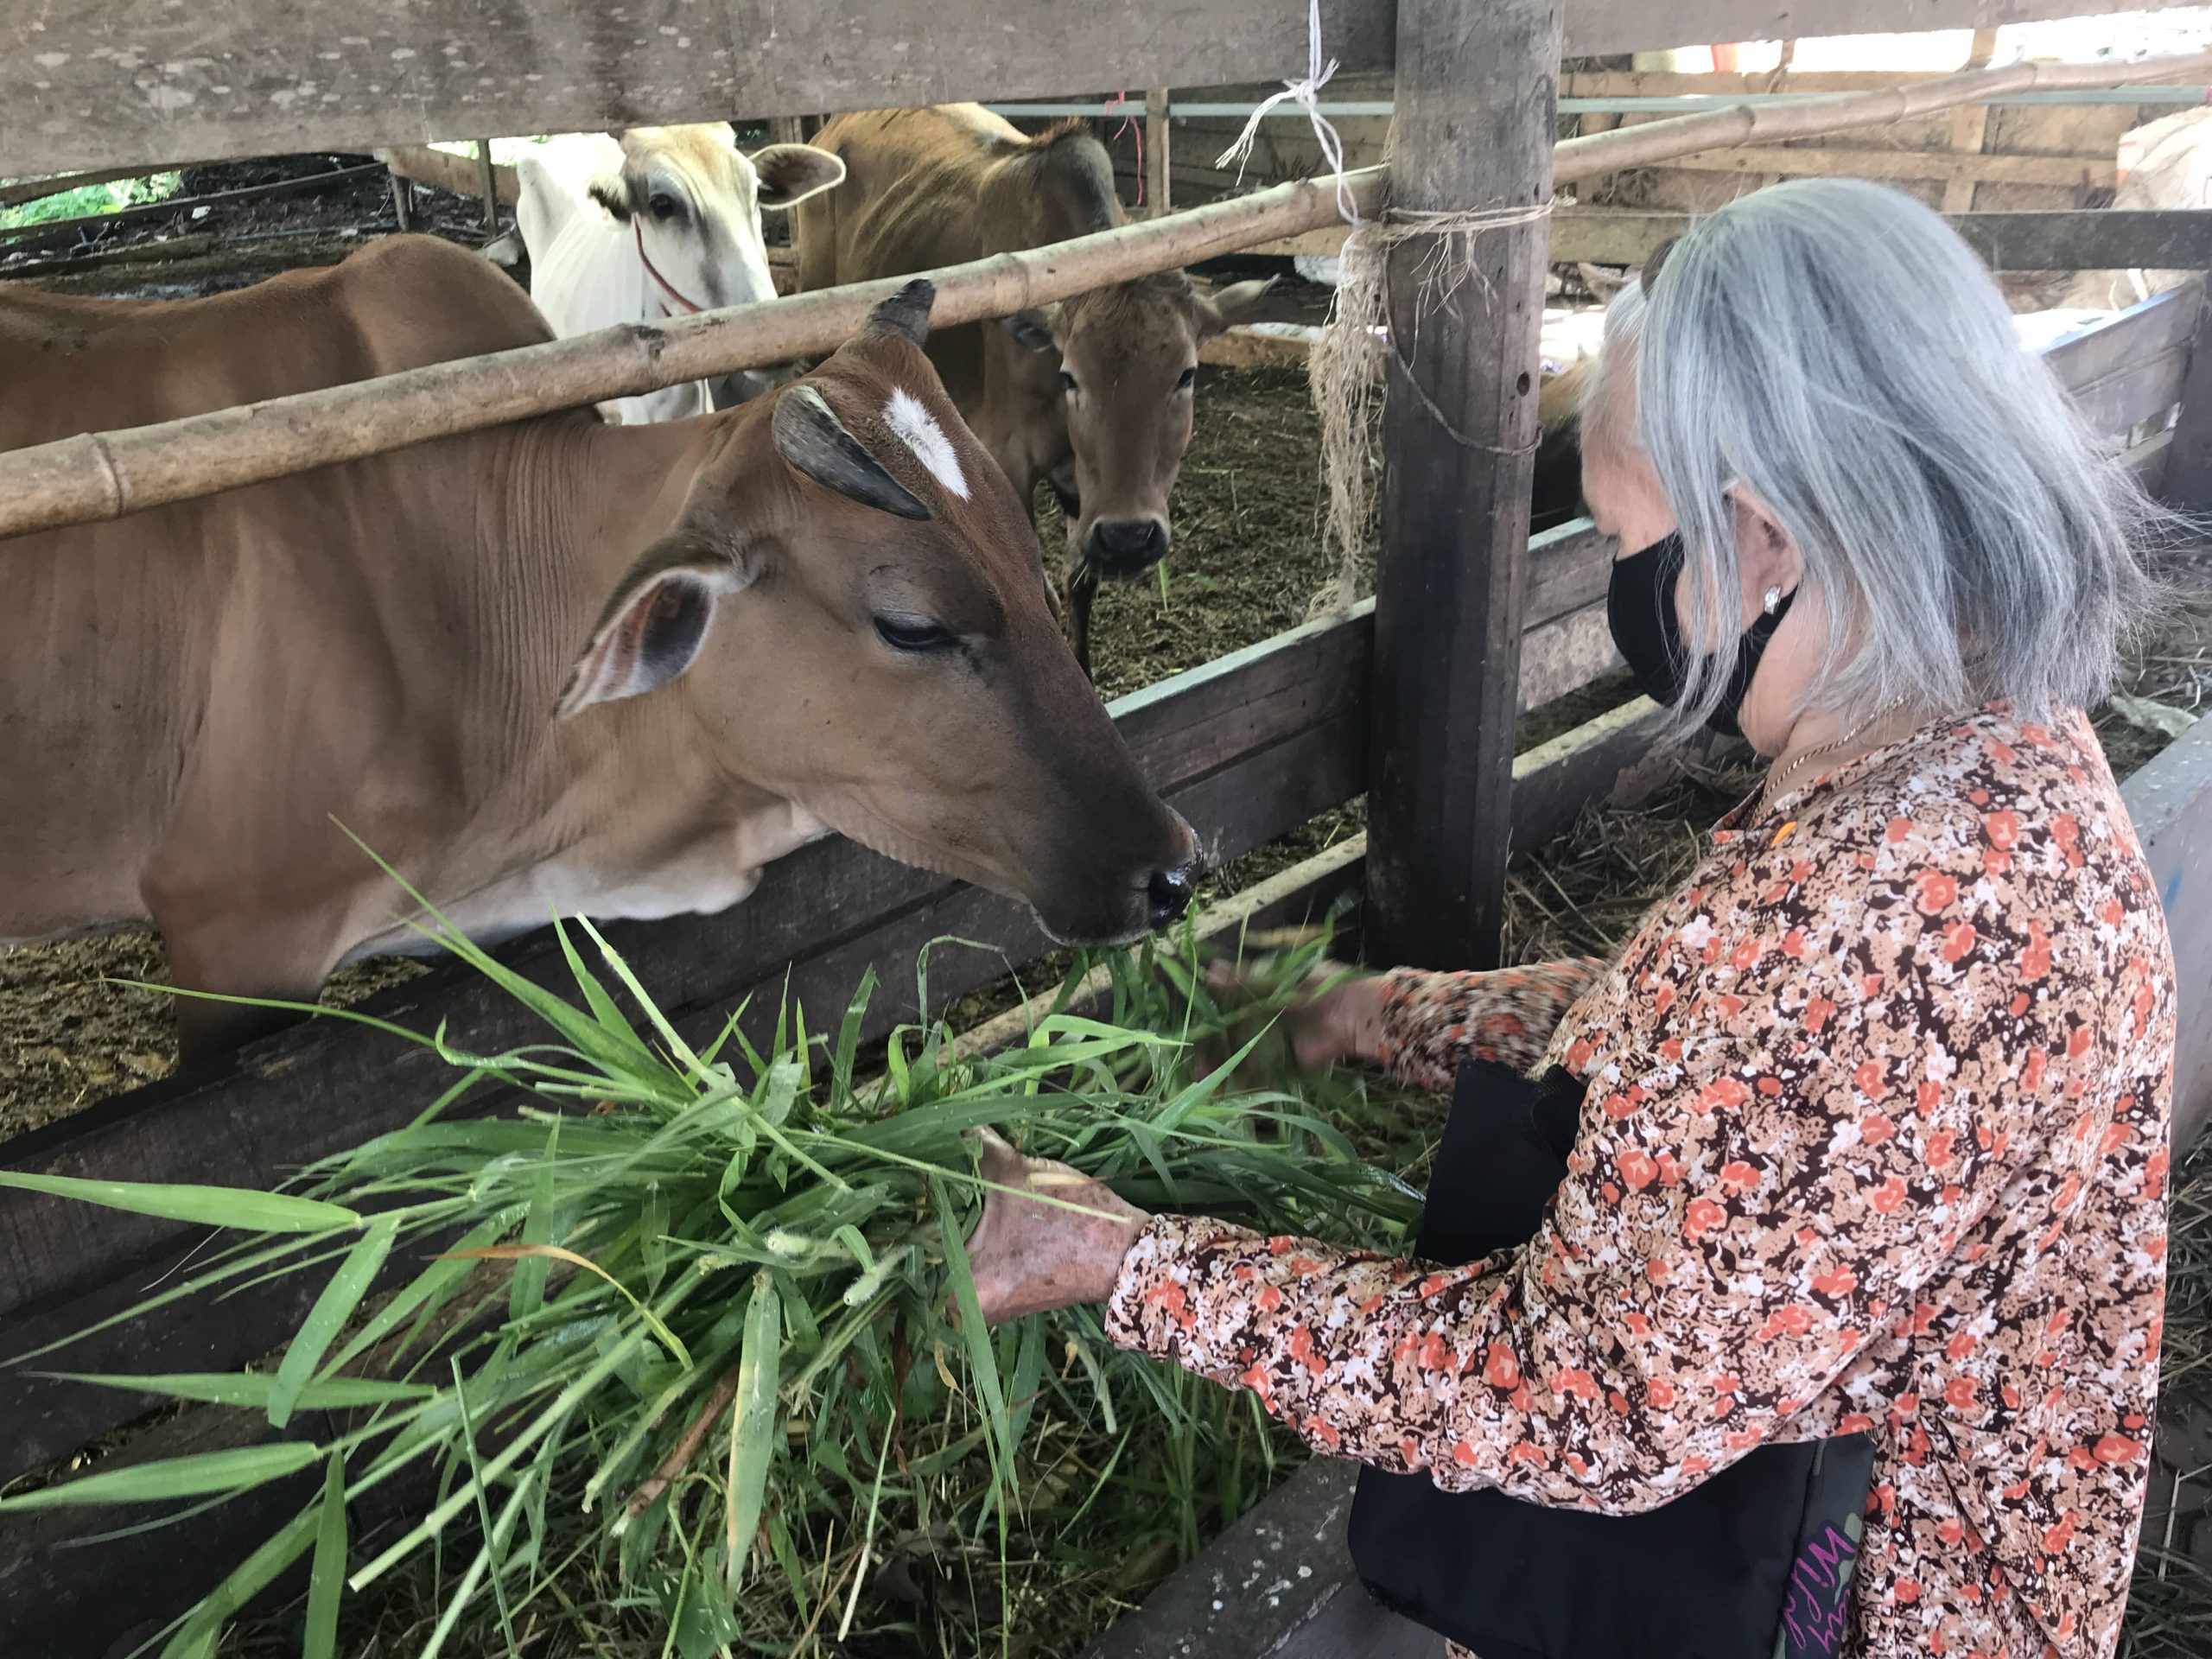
[1332,972,1390,1065]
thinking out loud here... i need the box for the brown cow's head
[558,281,1202,944]
[1003,272,1274,581]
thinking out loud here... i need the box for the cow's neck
[976,327,1070,504]
[417,415,817,938]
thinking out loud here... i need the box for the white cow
[2063,107,2212,311]
[516,126,846,423]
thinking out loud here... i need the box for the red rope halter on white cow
[634,219,707,316]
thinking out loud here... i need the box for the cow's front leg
[154,906,349,1066]
[1065,559,1101,681]
[1043,459,1100,679]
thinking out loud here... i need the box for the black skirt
[1346,1060,1876,1659]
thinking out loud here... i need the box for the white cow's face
[588,125,844,316]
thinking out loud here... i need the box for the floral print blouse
[1106,709,2175,1659]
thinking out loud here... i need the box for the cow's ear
[1193,276,1276,340]
[556,537,752,717]
[1001,308,1059,354]
[753,143,847,209]
[588,172,634,223]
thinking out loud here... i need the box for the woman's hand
[1196,957,1389,1077]
[963,1129,1150,1325]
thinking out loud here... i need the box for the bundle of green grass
[0,908,1434,1658]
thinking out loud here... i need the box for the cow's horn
[866,279,935,346]
[772,385,931,520]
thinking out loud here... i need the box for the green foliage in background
[0,173,180,231]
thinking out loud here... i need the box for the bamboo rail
[4,46,2209,543]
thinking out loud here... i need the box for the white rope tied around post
[1213,0,1363,226]
[1307,199,1554,618]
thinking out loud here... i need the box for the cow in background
[0,249,1200,1060]
[517,126,845,423]
[2063,107,2212,310]
[794,105,1274,675]
[1531,357,1596,533]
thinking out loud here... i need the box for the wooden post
[388,171,415,232]
[767,115,807,147]
[475,138,499,232]
[2162,283,2212,517]
[1145,87,1173,214]
[1365,0,1563,970]
[1942,28,2002,214]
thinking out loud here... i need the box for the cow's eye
[647,192,682,221]
[1174,365,1198,392]
[874,615,956,653]
[1058,371,1079,397]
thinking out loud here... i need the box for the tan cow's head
[558,281,1202,944]
[588,124,845,315]
[1003,272,1274,580]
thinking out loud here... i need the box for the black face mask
[1605,531,1796,739]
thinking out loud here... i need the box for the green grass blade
[550,915,652,1059]
[0,1171,358,1234]
[931,1177,1016,1487]
[722,1272,781,1589]
[318,1207,523,1378]
[831,966,878,1100]
[302,1453,348,1659]
[512,1120,560,1326]
[2,1441,323,1511]
[269,1215,399,1429]
[40,1371,433,1411]
[578,916,704,1078]
[160,1501,321,1659]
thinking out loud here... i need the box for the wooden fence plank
[2159,286,2212,517]
[1519,604,1621,715]
[1077,1459,1434,1659]
[2129,711,2212,1150]
[380,143,518,206]
[8,1,2201,178]
[1526,520,1614,630]
[2068,345,2190,436]
[1551,209,2212,275]
[2043,283,2203,396]
[1658,144,2116,188]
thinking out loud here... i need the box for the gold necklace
[1758,696,1913,818]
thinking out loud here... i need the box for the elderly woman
[965,178,2177,1659]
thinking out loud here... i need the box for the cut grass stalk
[13,904,1426,1659]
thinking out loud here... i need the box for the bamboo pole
[1550,48,2212,179]
[8,44,2212,544]
[0,168,1388,541]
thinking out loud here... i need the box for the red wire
[1105,89,1145,207]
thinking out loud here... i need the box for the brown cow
[0,238,1198,1060]
[793,105,1274,673]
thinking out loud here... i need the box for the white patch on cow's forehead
[882,387,969,500]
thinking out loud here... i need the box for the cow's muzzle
[1084,518,1170,580]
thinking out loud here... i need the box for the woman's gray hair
[1579,276,1646,467]
[1612,177,2164,731]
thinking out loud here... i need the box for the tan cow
[794,105,1274,673]
[0,238,1198,1060]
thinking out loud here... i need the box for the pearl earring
[1763,585,1783,614]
